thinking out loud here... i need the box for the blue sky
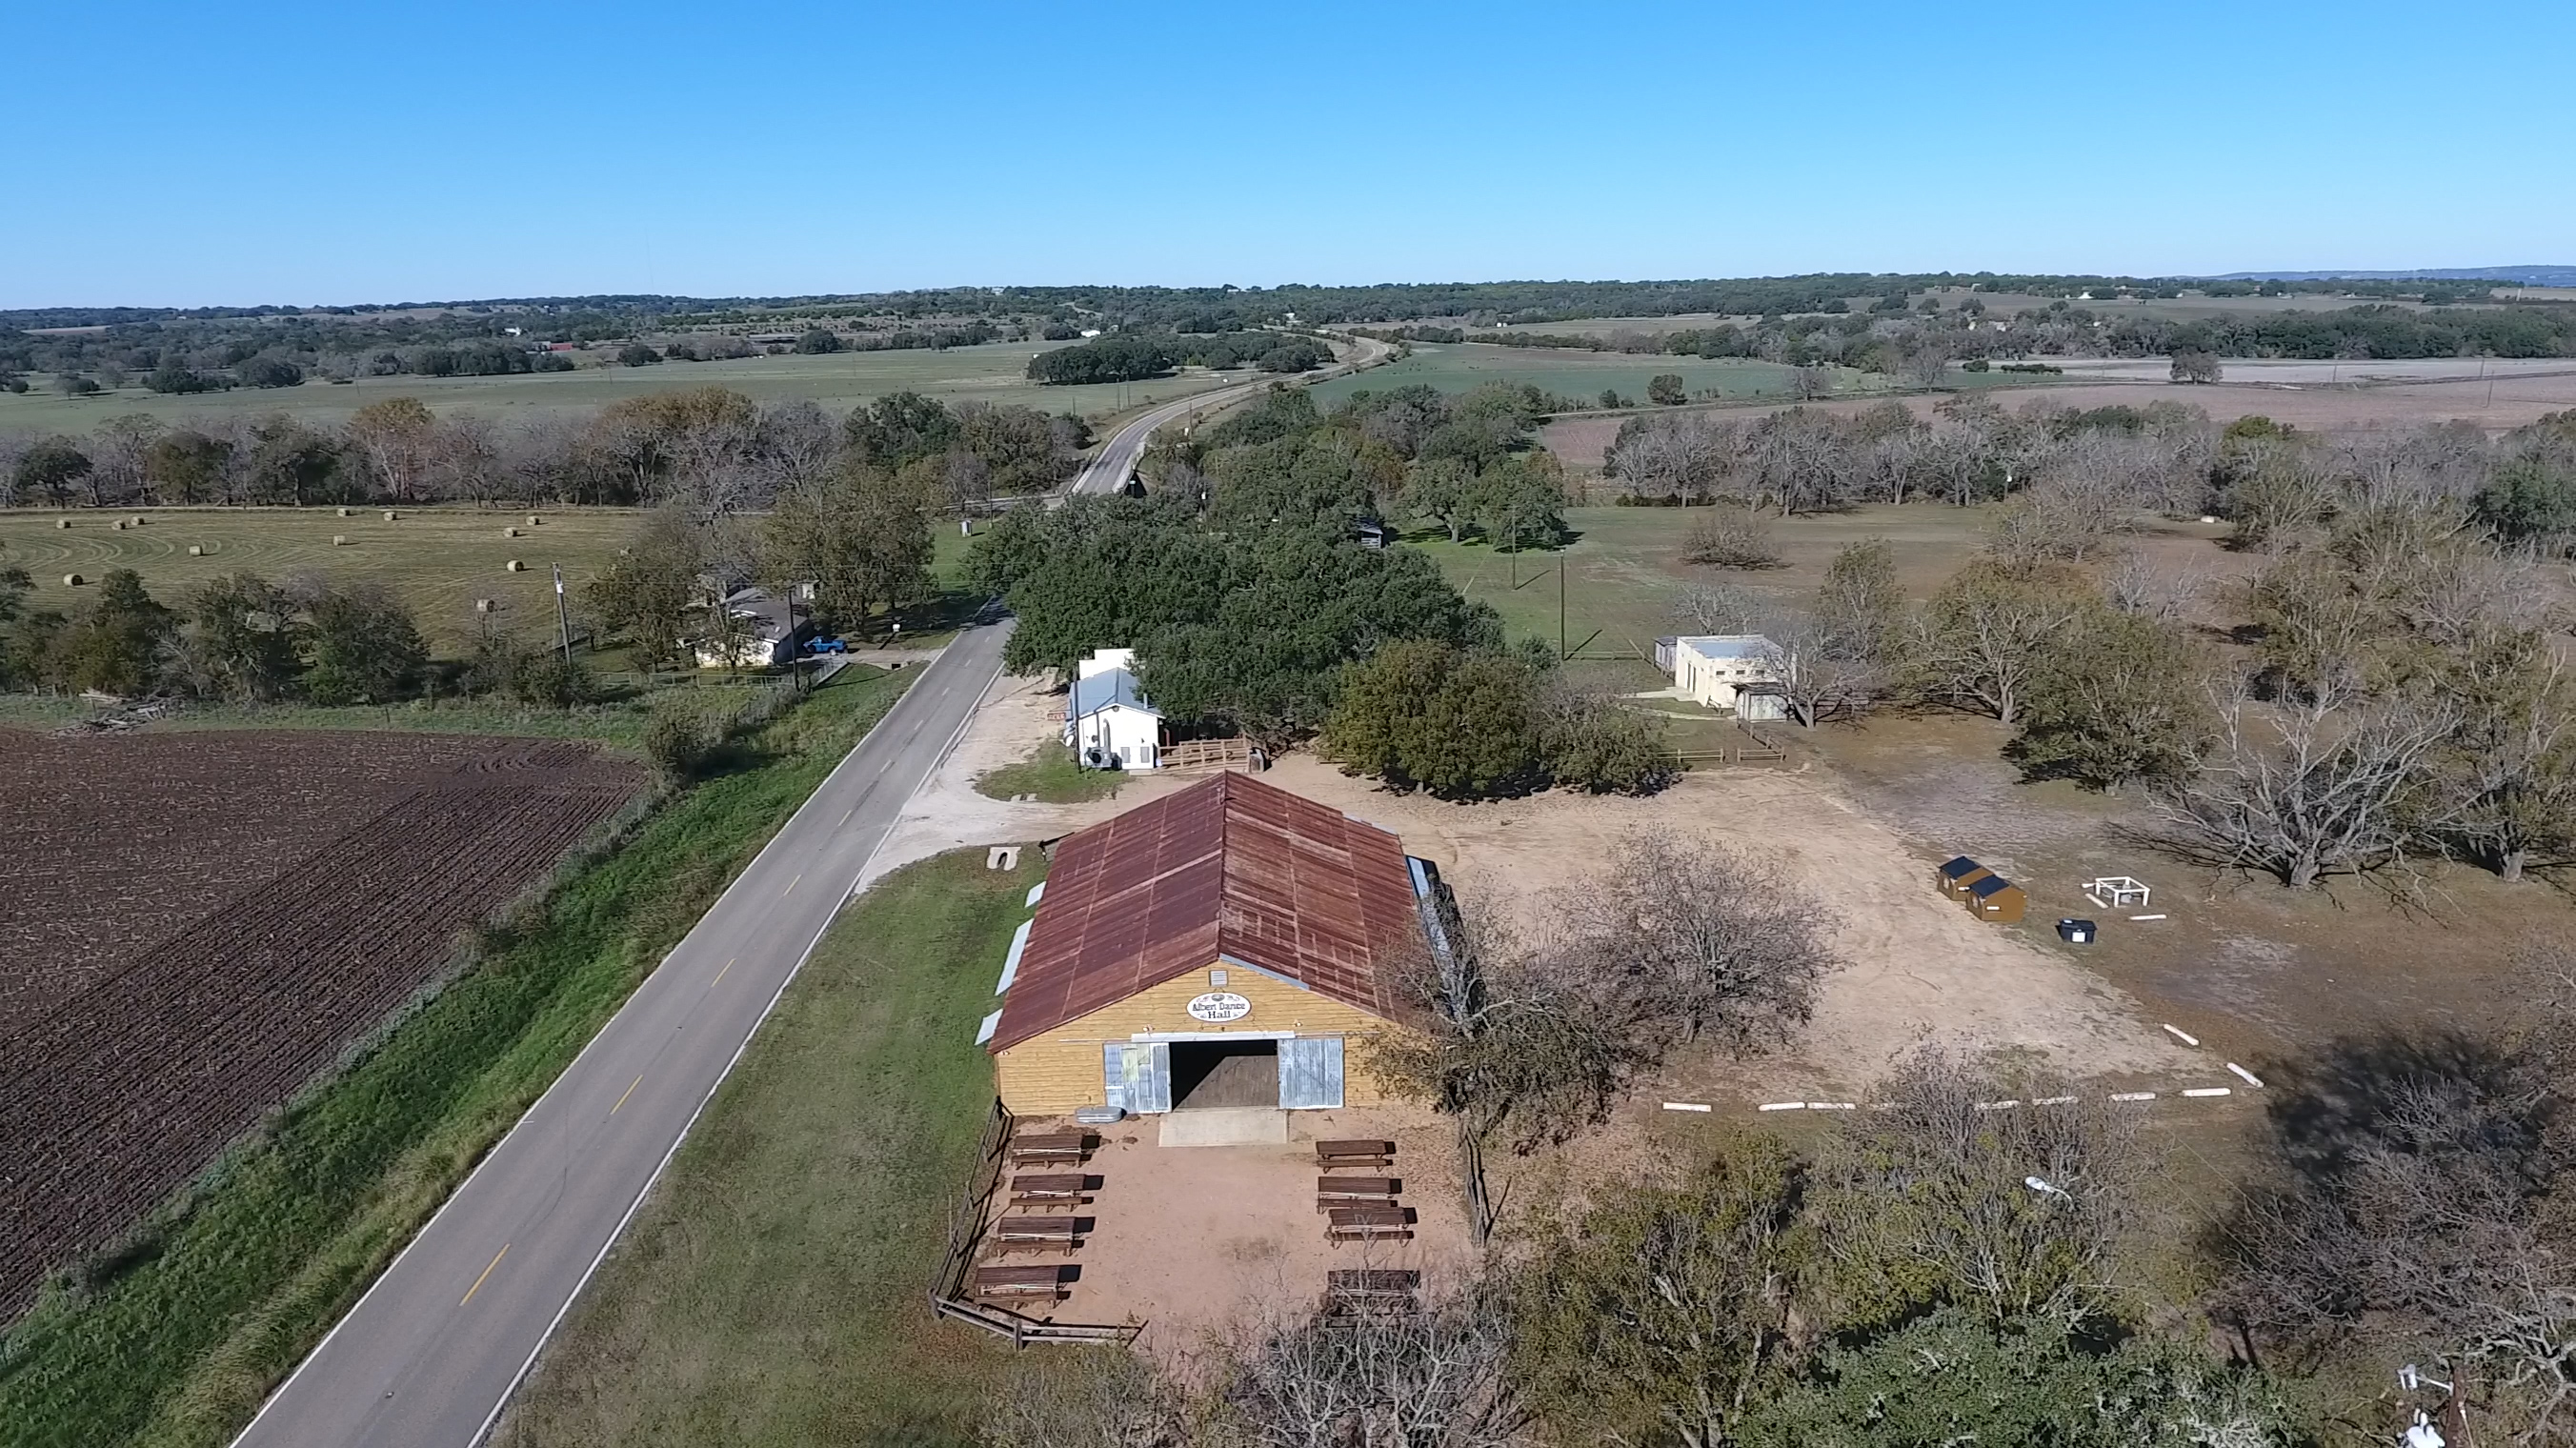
[6,1,2570,307]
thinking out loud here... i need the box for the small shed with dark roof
[987,772,1432,1117]
[1936,855,1992,901]
[1966,873,2026,923]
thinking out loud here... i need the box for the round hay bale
[114,520,130,531]
[188,545,204,557]
[55,518,71,530]
[336,507,352,516]
[63,573,84,586]
[129,515,146,526]
[383,510,400,521]
[505,559,525,573]
[332,534,350,546]
[527,513,543,525]
[474,598,497,613]
[502,526,521,538]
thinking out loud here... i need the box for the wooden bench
[1009,1132,1090,1166]
[1326,1207,1413,1244]
[1315,1139,1395,1173]
[1316,1176,1399,1210]
[972,1265,1068,1302]
[1008,1173,1091,1212]
[1325,1269,1420,1309]
[990,1216,1082,1256]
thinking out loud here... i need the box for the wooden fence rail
[925,1097,1143,1348]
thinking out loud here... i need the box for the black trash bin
[2056,918,2098,944]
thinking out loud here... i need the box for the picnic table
[1010,1131,1090,1165]
[1009,1173,1091,1211]
[991,1216,1082,1256]
[1315,1176,1399,1210]
[1325,1269,1420,1308]
[1314,1138,1395,1172]
[972,1265,1067,1302]
[1326,1207,1413,1244]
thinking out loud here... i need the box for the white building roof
[1068,667,1160,718]
[1674,634,1776,660]
[1076,648,1137,679]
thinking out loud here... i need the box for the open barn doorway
[1168,1039,1278,1110]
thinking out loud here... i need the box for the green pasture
[0,496,984,664]
[0,342,1245,433]
[493,847,1038,1447]
[1412,502,2001,665]
[0,506,643,651]
[1307,343,1821,408]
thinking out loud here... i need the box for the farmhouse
[983,772,1436,1117]
[1658,634,1786,719]
[1062,648,1164,770]
[692,586,801,669]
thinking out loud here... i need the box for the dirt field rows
[1541,370,2576,469]
[0,731,641,1314]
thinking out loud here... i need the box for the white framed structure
[1064,649,1163,770]
[1669,634,1785,719]
[2084,875,2151,910]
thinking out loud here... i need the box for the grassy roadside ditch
[0,665,914,1448]
[492,847,1040,1448]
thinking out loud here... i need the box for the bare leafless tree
[2103,545,2207,623]
[2160,684,2462,888]
[1678,504,1779,569]
[1559,830,1840,1054]
[1813,1047,2143,1331]
[1219,1284,1529,1448]
[2215,962,2576,1443]
[1755,611,1878,729]
[1672,578,1761,636]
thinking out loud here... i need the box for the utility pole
[551,564,573,667]
[1559,553,1567,660]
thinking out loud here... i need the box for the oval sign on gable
[1186,991,1252,1023]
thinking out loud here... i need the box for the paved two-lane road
[232,621,1011,1448]
[1068,332,1396,496]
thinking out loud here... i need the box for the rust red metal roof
[988,773,1421,1053]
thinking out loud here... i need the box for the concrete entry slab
[1157,1107,1288,1147]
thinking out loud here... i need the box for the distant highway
[1068,332,1395,496]
[231,624,1012,1448]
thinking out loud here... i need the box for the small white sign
[1186,992,1251,1023]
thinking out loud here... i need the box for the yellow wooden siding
[992,961,1416,1116]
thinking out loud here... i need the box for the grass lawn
[1415,503,2007,668]
[0,343,1244,434]
[974,742,1124,804]
[493,847,1040,1448]
[0,666,916,1448]
[0,505,645,651]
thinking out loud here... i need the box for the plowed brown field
[0,730,641,1313]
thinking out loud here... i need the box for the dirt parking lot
[1010,1105,1474,1355]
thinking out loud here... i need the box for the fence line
[924,1097,1143,1348]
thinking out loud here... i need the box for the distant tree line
[0,387,1091,513]
[1359,299,2576,370]
[1023,331,1332,385]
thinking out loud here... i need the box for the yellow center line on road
[460,1244,510,1307]
[711,957,734,987]
[612,1074,644,1114]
